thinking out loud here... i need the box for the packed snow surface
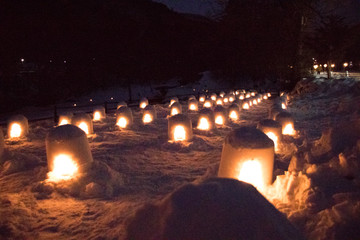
[0,77,359,239]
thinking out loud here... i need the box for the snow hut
[188,99,199,111]
[228,103,240,121]
[214,106,227,126]
[7,115,29,139]
[58,113,73,126]
[257,119,282,151]
[242,102,250,110]
[71,113,94,135]
[168,114,193,142]
[216,97,223,106]
[142,105,156,124]
[197,108,215,130]
[210,93,217,101]
[169,97,179,107]
[203,99,213,108]
[116,106,133,129]
[139,98,149,109]
[93,106,106,121]
[46,124,93,182]
[170,102,182,116]
[275,112,295,136]
[199,94,206,103]
[117,101,127,110]
[218,127,275,192]
[219,91,225,97]
[239,93,245,100]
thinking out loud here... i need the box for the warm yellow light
[140,102,147,109]
[249,101,253,106]
[331,64,335,68]
[343,62,348,67]
[174,125,186,141]
[143,113,153,124]
[78,122,89,135]
[197,117,210,130]
[93,111,101,121]
[229,96,234,102]
[281,103,286,109]
[216,99,223,105]
[238,160,264,192]
[204,101,212,108]
[199,97,205,102]
[313,64,318,69]
[189,104,197,111]
[283,123,295,135]
[229,111,238,120]
[251,92,256,97]
[215,115,224,125]
[323,64,328,68]
[223,98,228,103]
[263,95,268,100]
[171,108,179,116]
[267,93,271,97]
[211,96,216,101]
[117,117,127,128]
[239,95,244,100]
[242,103,249,109]
[253,99,257,105]
[47,154,78,182]
[59,119,69,126]
[266,132,278,151]
[246,93,251,98]
[10,123,22,138]
[169,100,177,107]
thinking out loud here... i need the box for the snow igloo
[214,105,227,126]
[7,115,29,139]
[199,94,206,103]
[117,101,127,110]
[71,113,94,135]
[197,108,215,131]
[142,105,156,124]
[210,93,217,101]
[216,97,223,106]
[188,99,198,111]
[93,106,106,121]
[257,119,282,152]
[168,114,192,142]
[58,113,73,126]
[218,127,275,192]
[46,124,93,182]
[203,99,213,108]
[228,103,240,121]
[139,98,149,109]
[170,102,182,116]
[169,97,179,107]
[275,112,296,136]
[116,106,133,129]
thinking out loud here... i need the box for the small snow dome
[93,106,106,121]
[170,102,182,116]
[219,91,225,97]
[116,106,133,129]
[199,94,206,103]
[214,105,227,126]
[7,115,29,139]
[0,127,4,159]
[139,98,149,109]
[58,113,73,126]
[242,101,250,109]
[228,94,235,103]
[239,93,245,100]
[257,119,282,152]
[46,124,93,182]
[142,105,156,124]
[197,108,215,130]
[117,101,127,110]
[228,103,240,121]
[188,95,196,101]
[168,114,193,142]
[210,93,217,101]
[218,127,275,193]
[203,99,213,108]
[275,112,296,136]
[169,97,179,107]
[216,97,223,105]
[188,99,198,111]
[71,113,94,135]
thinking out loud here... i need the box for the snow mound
[226,126,274,149]
[126,178,305,240]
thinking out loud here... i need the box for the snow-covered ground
[0,76,359,239]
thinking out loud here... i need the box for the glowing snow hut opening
[263,95,268,100]
[168,114,192,142]
[169,97,179,107]
[239,94,245,100]
[46,124,93,183]
[275,112,296,136]
[214,106,227,126]
[210,93,217,101]
[218,127,275,193]
[142,105,156,124]
[188,95,196,101]
[257,119,282,152]
[223,97,229,104]
[203,99,213,108]
[197,109,215,130]
[93,106,106,121]
[116,106,133,129]
[72,113,94,135]
[188,99,198,111]
[242,102,249,109]
[252,99,258,105]
[216,98,223,105]
[199,94,206,103]
[7,115,29,139]
[245,93,251,98]
[117,101,127,110]
[228,104,240,121]
[281,103,287,109]
[229,95,235,102]
[219,91,225,97]
[58,113,73,126]
[170,102,182,116]
[139,98,149,109]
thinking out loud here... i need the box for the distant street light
[313,64,318,69]
[343,62,348,67]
